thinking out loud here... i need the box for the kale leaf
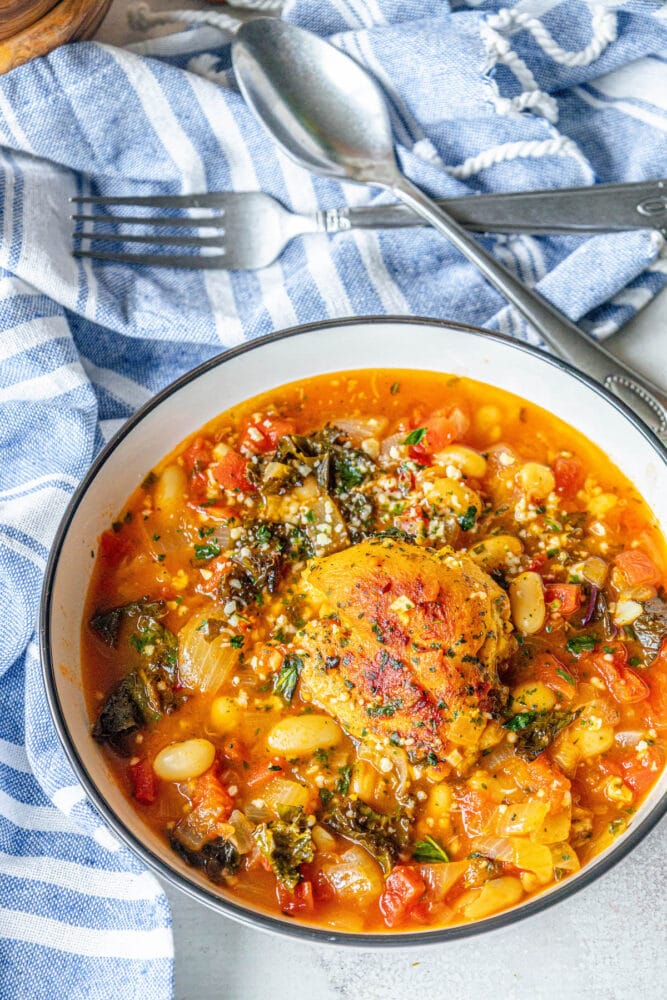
[169,833,240,884]
[253,807,315,890]
[92,602,182,754]
[632,597,667,663]
[322,798,411,874]
[89,598,167,647]
[506,708,580,761]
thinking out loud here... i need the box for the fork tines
[71,193,229,267]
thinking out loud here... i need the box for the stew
[82,370,667,932]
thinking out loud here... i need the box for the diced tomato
[188,470,210,507]
[406,899,432,924]
[618,746,664,798]
[591,647,649,704]
[246,756,289,789]
[129,758,158,806]
[408,445,429,463]
[613,549,661,589]
[190,770,234,825]
[409,408,470,462]
[553,455,584,498]
[98,529,130,567]
[212,450,255,493]
[534,651,577,701]
[181,436,213,475]
[182,436,214,506]
[648,642,667,724]
[379,866,426,928]
[500,754,570,812]
[220,737,248,765]
[240,416,295,455]
[276,879,314,916]
[526,552,548,574]
[544,583,582,617]
[199,556,233,594]
[602,746,664,799]
[457,788,494,837]
[310,868,335,902]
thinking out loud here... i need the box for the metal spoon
[231,18,667,443]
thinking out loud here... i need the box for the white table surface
[89,7,667,997]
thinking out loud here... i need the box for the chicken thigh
[296,539,513,768]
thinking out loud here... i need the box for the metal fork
[71,179,667,270]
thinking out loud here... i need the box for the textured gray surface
[161,283,667,1000]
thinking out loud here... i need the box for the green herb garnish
[194,541,221,561]
[404,427,427,446]
[457,505,477,532]
[274,653,304,703]
[412,836,449,864]
[566,635,596,656]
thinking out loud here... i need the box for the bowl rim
[39,314,667,947]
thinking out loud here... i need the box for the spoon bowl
[232,18,398,184]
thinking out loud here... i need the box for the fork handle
[325,179,667,235]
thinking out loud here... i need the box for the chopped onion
[471,835,553,883]
[581,556,608,588]
[261,777,310,813]
[228,810,255,854]
[320,846,384,904]
[178,616,238,693]
[334,418,388,445]
[480,742,515,772]
[262,461,293,483]
[304,497,349,555]
[493,801,549,837]
[614,730,644,748]
[581,586,599,627]
[379,432,406,464]
[550,843,580,872]
[417,861,467,901]
[244,800,271,824]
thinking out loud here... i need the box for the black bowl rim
[40,314,667,948]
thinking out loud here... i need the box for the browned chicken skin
[297,539,514,767]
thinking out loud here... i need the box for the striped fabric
[0,1,666,995]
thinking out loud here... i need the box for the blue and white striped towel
[1,1,667,996]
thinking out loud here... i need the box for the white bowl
[40,316,667,945]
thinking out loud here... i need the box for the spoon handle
[391,176,667,445]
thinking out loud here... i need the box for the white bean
[153,738,215,782]
[509,571,546,635]
[434,445,487,480]
[517,462,555,501]
[511,681,556,713]
[210,696,241,734]
[267,715,342,757]
[467,534,523,571]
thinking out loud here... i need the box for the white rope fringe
[443,137,591,180]
[127,2,241,35]
[490,4,617,68]
[226,0,283,9]
[481,3,617,126]
[187,53,234,86]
